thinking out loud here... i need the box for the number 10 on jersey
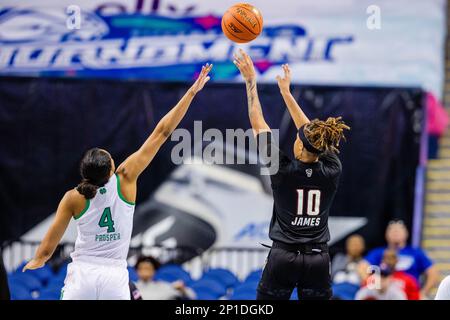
[297,189,321,216]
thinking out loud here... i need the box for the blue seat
[15,261,28,273]
[190,278,227,298]
[9,282,32,300]
[16,262,54,285]
[154,272,182,283]
[37,288,61,300]
[230,290,256,300]
[56,263,68,278]
[290,288,298,300]
[202,268,239,288]
[193,288,219,300]
[45,281,64,291]
[231,281,257,300]
[46,277,65,288]
[199,274,228,285]
[332,282,359,300]
[51,269,67,287]
[155,265,192,283]
[233,280,258,293]
[127,266,139,282]
[245,269,263,283]
[158,264,185,273]
[8,272,42,291]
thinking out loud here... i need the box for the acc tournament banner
[0,0,445,98]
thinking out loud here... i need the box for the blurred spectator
[435,275,450,300]
[379,249,420,300]
[332,234,365,282]
[355,266,407,300]
[331,235,365,300]
[331,234,366,285]
[135,256,195,300]
[359,220,439,298]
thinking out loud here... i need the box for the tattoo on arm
[246,78,263,119]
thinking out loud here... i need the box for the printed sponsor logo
[0,5,353,79]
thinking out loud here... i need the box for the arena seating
[154,264,193,284]
[8,261,266,300]
[201,268,239,289]
[7,261,310,300]
[229,281,258,300]
[8,282,33,300]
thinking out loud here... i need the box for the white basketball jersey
[70,174,135,264]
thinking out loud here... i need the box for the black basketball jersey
[257,131,342,244]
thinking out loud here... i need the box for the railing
[2,241,269,280]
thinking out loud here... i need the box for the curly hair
[303,117,350,153]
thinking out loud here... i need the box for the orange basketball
[221,3,263,43]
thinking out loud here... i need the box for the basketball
[221,3,263,43]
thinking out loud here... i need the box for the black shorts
[257,243,332,300]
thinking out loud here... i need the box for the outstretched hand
[22,258,45,272]
[190,63,213,95]
[276,64,291,94]
[233,49,256,82]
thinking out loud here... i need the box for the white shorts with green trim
[61,259,130,300]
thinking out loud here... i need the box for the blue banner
[0,0,445,97]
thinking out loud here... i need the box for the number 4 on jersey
[297,189,321,216]
[99,207,115,233]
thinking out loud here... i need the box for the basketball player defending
[22,64,213,300]
[233,49,349,300]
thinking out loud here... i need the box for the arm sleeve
[319,151,342,179]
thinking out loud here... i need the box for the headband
[298,125,322,154]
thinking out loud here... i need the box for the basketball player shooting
[21,64,213,300]
[233,49,349,300]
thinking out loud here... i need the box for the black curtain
[0,76,423,249]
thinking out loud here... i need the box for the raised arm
[23,191,80,271]
[233,49,270,136]
[117,64,212,182]
[276,64,310,129]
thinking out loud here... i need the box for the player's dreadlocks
[303,117,350,154]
